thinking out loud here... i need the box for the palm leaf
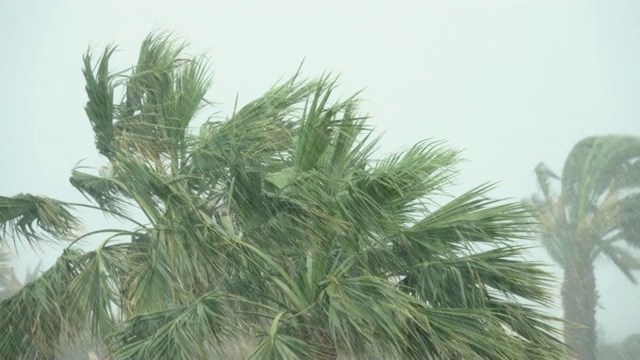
[107,291,243,360]
[0,249,83,358]
[83,45,117,159]
[70,168,128,214]
[0,194,79,246]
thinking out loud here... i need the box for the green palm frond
[0,194,79,246]
[107,291,243,360]
[346,140,460,225]
[70,168,128,214]
[83,45,117,159]
[119,33,211,159]
[249,311,329,360]
[295,75,348,173]
[0,249,83,359]
[65,242,134,341]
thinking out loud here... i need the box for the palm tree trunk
[562,259,598,360]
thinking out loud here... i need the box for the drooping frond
[0,249,82,359]
[250,325,325,360]
[70,168,128,214]
[0,194,79,246]
[598,242,640,284]
[65,241,134,341]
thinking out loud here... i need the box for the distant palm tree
[597,333,640,360]
[0,246,16,300]
[0,33,567,359]
[532,135,640,360]
[0,246,41,300]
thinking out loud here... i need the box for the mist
[1,0,639,348]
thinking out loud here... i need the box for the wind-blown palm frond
[117,34,211,160]
[0,194,79,246]
[0,249,82,359]
[83,45,117,159]
[70,168,128,214]
[107,291,243,360]
[65,241,134,340]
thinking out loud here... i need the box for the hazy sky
[1,1,639,343]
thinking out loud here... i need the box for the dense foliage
[0,34,566,359]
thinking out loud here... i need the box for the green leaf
[0,194,79,246]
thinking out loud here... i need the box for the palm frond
[107,291,242,360]
[116,33,212,161]
[616,192,640,247]
[0,246,15,300]
[535,162,559,205]
[83,45,117,158]
[561,135,640,222]
[250,312,327,360]
[65,242,134,341]
[0,249,83,359]
[294,75,343,173]
[409,184,533,245]
[0,194,79,246]
[598,242,640,284]
[346,140,459,224]
[70,168,128,214]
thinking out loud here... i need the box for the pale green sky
[1,0,639,343]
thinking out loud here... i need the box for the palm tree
[532,135,640,360]
[0,33,567,359]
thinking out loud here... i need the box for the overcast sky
[1,1,639,343]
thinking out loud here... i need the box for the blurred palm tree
[0,246,17,300]
[0,246,41,300]
[0,33,567,359]
[596,333,640,360]
[532,135,640,360]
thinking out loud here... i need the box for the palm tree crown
[0,33,566,360]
